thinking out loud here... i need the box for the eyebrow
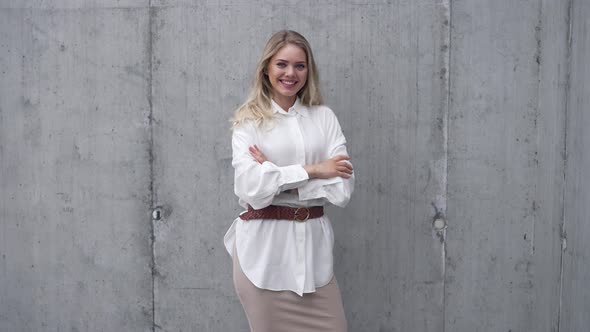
[275,59,306,64]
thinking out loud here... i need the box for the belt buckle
[294,207,310,222]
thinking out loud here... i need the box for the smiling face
[266,43,308,108]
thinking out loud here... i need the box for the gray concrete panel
[1,1,589,331]
[0,0,148,9]
[445,1,568,331]
[319,2,450,331]
[151,1,449,331]
[560,1,590,331]
[150,4,255,332]
[150,0,396,7]
[0,8,153,332]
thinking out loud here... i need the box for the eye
[276,62,287,68]
[295,64,306,70]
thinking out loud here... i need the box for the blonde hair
[232,30,323,128]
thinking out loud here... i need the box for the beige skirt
[232,245,348,332]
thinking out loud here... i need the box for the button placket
[295,222,306,291]
[294,115,306,166]
[293,114,307,292]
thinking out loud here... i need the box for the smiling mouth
[279,79,297,87]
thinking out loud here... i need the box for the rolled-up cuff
[298,177,342,201]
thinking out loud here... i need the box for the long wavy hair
[232,30,323,128]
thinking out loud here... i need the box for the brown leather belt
[239,205,324,222]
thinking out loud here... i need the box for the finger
[249,146,260,155]
[332,155,350,161]
[248,149,262,162]
[337,166,353,174]
[336,161,353,170]
[337,171,351,179]
[252,145,266,157]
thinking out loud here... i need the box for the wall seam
[442,1,453,332]
[147,1,156,332]
[531,0,544,259]
[557,0,573,331]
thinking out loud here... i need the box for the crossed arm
[248,144,353,181]
[233,108,354,209]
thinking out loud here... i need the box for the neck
[273,95,297,112]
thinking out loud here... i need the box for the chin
[285,87,303,97]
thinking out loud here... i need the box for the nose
[285,65,295,76]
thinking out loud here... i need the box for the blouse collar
[271,98,308,117]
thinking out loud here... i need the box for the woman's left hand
[248,144,268,164]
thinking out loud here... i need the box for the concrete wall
[0,1,588,331]
[0,3,154,331]
[561,1,590,331]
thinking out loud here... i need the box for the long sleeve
[298,107,355,207]
[224,100,352,296]
[232,121,309,209]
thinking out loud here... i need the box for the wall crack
[556,0,574,331]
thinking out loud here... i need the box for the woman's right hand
[304,155,353,179]
[248,144,268,164]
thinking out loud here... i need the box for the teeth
[281,80,296,85]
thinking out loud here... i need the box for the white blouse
[223,98,354,296]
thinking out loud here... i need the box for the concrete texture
[445,1,569,331]
[150,5,251,331]
[0,1,588,332]
[560,1,590,331]
[150,2,450,331]
[0,6,153,332]
[323,2,451,331]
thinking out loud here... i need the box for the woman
[224,30,354,332]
